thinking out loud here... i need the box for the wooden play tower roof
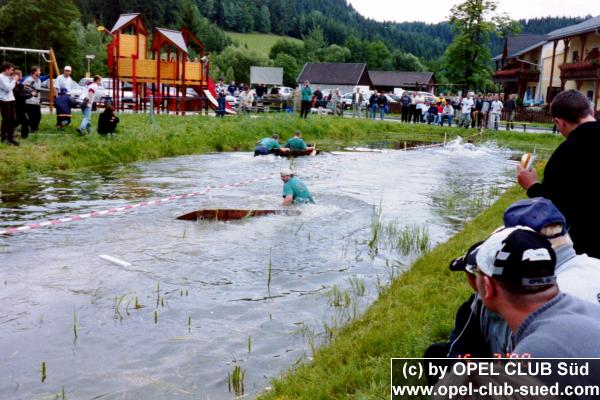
[152,28,188,54]
[110,13,148,35]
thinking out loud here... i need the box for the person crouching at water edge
[254,134,289,156]
[280,168,314,206]
[285,131,314,152]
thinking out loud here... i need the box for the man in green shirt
[254,134,289,156]
[281,168,315,205]
[285,131,314,152]
[300,80,312,119]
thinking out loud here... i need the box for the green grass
[0,113,563,181]
[225,31,303,56]
[258,184,529,400]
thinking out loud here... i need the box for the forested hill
[74,0,589,61]
[0,0,591,84]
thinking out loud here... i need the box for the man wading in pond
[280,168,314,205]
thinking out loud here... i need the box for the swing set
[0,46,59,111]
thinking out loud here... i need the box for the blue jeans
[254,145,268,156]
[370,104,377,119]
[440,115,453,126]
[79,106,92,131]
[380,107,385,120]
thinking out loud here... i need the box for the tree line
[0,0,589,90]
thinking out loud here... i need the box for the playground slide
[193,78,236,115]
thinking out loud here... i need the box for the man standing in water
[280,168,314,205]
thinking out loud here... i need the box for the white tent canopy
[250,66,283,85]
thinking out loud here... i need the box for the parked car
[97,78,134,105]
[274,86,293,100]
[39,79,84,105]
[341,92,370,109]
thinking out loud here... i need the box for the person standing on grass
[300,81,312,119]
[23,66,42,134]
[369,92,379,120]
[377,92,388,120]
[12,69,33,139]
[409,92,417,123]
[55,66,75,95]
[0,62,18,146]
[517,90,600,258]
[504,94,517,130]
[480,94,491,130]
[414,93,425,123]
[460,93,474,128]
[400,91,411,122]
[77,75,101,135]
[352,87,364,118]
[216,89,227,117]
[489,95,503,131]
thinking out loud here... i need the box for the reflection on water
[0,140,514,399]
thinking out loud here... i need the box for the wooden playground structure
[107,13,226,114]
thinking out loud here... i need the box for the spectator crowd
[0,62,119,144]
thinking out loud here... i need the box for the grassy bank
[258,184,527,399]
[0,113,562,179]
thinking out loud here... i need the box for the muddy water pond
[0,140,515,399]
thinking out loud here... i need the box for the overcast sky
[347,0,599,24]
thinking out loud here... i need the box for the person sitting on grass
[254,134,289,156]
[280,168,314,205]
[285,131,314,152]
[54,87,77,130]
[97,104,120,136]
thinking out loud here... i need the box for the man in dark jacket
[12,70,32,139]
[376,93,388,120]
[504,94,517,130]
[473,93,484,128]
[54,88,77,129]
[97,104,120,135]
[517,90,600,258]
[400,93,411,122]
[368,92,379,120]
[255,83,266,100]
[425,102,438,124]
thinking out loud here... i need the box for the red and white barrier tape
[0,176,272,236]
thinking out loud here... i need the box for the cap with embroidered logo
[474,226,557,287]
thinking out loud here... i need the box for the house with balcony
[492,34,546,101]
[546,16,600,111]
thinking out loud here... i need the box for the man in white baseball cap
[280,168,314,206]
[55,65,74,95]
